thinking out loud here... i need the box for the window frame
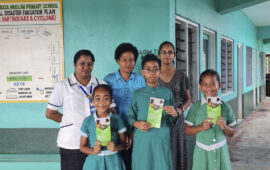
[203,28,216,70]
[175,15,199,102]
[220,36,234,95]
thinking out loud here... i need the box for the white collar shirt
[47,73,115,149]
[201,97,207,105]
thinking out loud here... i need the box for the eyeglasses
[143,67,160,73]
[159,50,175,55]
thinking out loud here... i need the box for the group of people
[46,41,237,170]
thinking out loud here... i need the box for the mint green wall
[0,162,59,170]
[257,26,270,40]
[175,0,268,101]
[176,0,257,46]
[63,0,172,77]
[0,0,172,128]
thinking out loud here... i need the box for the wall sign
[0,0,64,103]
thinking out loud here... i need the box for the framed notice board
[0,0,64,103]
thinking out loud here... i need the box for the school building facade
[1,0,270,169]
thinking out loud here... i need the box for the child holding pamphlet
[80,84,127,170]
[184,69,237,170]
[127,54,179,170]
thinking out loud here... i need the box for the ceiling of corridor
[242,0,270,26]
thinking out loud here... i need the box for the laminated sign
[0,0,64,103]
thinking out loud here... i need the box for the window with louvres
[221,37,234,94]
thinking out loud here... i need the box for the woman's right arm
[46,82,64,123]
[46,108,62,123]
[178,72,192,113]
[178,89,191,113]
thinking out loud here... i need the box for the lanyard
[79,85,95,115]
[79,85,92,101]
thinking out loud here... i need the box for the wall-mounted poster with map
[0,0,64,103]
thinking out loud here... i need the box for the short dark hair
[74,50,95,64]
[199,69,220,84]
[158,41,175,54]
[92,84,113,100]
[115,43,139,62]
[141,54,161,69]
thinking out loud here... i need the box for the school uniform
[127,85,177,170]
[185,98,237,170]
[47,73,115,170]
[80,112,127,170]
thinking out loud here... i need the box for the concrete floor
[228,99,270,170]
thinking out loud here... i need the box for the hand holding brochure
[147,97,164,128]
[207,97,221,124]
[96,117,111,146]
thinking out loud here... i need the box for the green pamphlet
[96,117,111,146]
[147,97,164,128]
[207,97,221,124]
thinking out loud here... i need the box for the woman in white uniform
[46,49,113,170]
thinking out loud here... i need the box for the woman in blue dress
[104,43,145,170]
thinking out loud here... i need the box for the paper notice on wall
[0,0,64,103]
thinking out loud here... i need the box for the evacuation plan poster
[0,0,64,103]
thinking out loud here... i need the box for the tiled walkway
[228,99,270,170]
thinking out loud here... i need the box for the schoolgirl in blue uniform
[80,84,127,170]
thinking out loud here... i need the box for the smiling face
[74,55,93,80]
[158,43,175,65]
[141,61,160,87]
[92,88,112,115]
[199,75,221,99]
[117,52,135,74]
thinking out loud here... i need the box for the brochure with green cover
[147,97,164,128]
[96,117,111,146]
[207,97,221,124]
